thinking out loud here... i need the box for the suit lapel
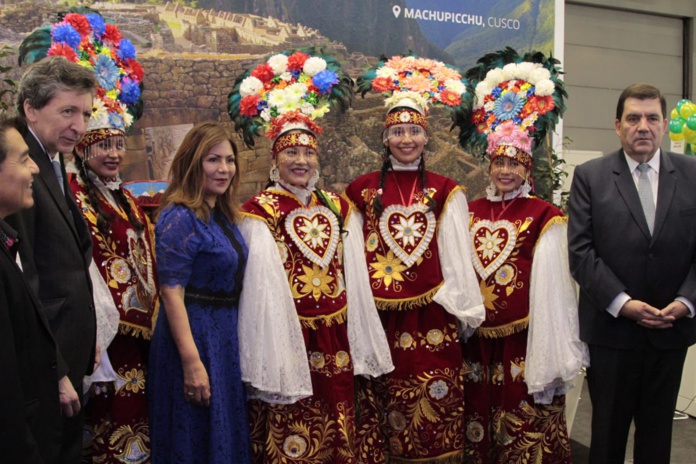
[26,133,80,239]
[653,152,676,241]
[612,151,652,241]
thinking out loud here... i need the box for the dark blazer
[5,129,96,390]
[0,232,62,463]
[568,149,696,350]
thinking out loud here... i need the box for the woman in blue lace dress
[148,122,251,463]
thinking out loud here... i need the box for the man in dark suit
[568,83,696,464]
[0,116,63,463]
[6,56,98,463]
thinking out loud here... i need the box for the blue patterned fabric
[149,205,251,463]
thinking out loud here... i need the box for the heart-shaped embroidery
[470,219,517,280]
[379,203,436,268]
[285,206,339,269]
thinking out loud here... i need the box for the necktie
[52,159,65,194]
[637,163,655,234]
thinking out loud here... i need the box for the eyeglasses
[384,125,427,141]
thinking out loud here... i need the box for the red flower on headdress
[123,59,144,83]
[287,51,309,72]
[371,76,396,93]
[102,24,122,44]
[47,43,79,63]
[251,63,275,83]
[528,95,555,115]
[266,110,323,140]
[64,13,91,37]
[438,89,462,107]
[472,108,487,125]
[239,94,261,117]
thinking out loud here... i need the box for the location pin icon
[393,5,401,18]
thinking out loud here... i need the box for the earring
[307,168,320,190]
[269,164,280,183]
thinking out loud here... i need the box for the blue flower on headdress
[52,24,81,50]
[493,91,524,121]
[94,54,120,91]
[491,87,503,98]
[117,39,136,61]
[108,112,125,130]
[312,70,339,94]
[86,14,106,39]
[119,77,141,104]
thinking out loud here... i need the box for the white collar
[269,182,313,206]
[485,182,532,202]
[28,126,58,161]
[389,155,421,171]
[623,149,661,174]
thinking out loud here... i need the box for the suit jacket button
[50,360,57,369]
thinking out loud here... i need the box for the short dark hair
[616,83,667,121]
[0,115,25,167]
[15,56,96,118]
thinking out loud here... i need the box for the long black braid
[75,155,144,236]
[314,189,347,236]
[372,149,436,217]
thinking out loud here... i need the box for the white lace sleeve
[343,213,394,378]
[238,217,313,404]
[433,189,485,332]
[526,220,590,404]
[83,260,119,393]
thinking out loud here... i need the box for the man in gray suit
[7,56,98,463]
[568,83,696,464]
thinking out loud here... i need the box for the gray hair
[15,56,96,118]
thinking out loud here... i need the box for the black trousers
[586,341,687,464]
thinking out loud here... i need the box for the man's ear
[23,100,37,124]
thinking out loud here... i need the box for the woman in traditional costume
[460,49,588,463]
[227,50,393,463]
[25,10,156,462]
[343,55,485,464]
[148,122,252,462]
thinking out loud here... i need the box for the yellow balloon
[670,131,685,141]
[686,127,696,144]
[671,108,680,120]
[680,102,696,119]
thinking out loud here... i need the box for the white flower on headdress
[278,100,300,114]
[501,63,518,81]
[260,107,271,122]
[484,68,505,87]
[120,103,133,128]
[515,62,537,81]
[484,100,495,112]
[376,66,397,78]
[474,81,494,109]
[92,99,108,123]
[444,79,466,95]
[240,76,263,97]
[286,82,308,102]
[528,67,551,85]
[303,57,327,77]
[268,54,289,75]
[300,102,314,115]
[267,88,290,107]
[521,114,538,130]
[534,79,555,97]
[280,71,293,82]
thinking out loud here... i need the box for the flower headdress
[357,54,471,130]
[18,8,144,154]
[458,47,566,167]
[227,49,353,152]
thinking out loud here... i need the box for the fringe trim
[375,284,442,311]
[388,450,464,463]
[118,322,153,340]
[299,306,347,329]
[533,215,567,254]
[476,316,529,339]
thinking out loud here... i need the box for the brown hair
[615,83,666,121]
[158,121,241,224]
[16,56,96,118]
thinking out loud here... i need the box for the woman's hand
[182,358,211,407]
